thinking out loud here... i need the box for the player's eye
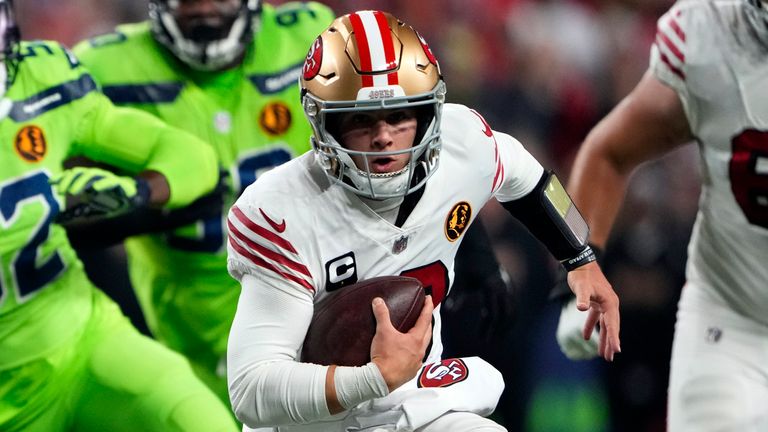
[349,114,374,127]
[385,109,414,125]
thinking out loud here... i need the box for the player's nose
[370,120,393,149]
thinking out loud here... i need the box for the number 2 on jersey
[0,171,64,306]
[401,261,449,306]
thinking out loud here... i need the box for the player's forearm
[568,72,692,248]
[142,126,218,208]
[568,135,630,249]
[80,103,218,208]
[229,359,330,426]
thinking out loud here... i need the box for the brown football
[301,276,426,367]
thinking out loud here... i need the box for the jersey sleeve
[226,198,317,295]
[649,1,702,127]
[69,82,218,208]
[465,110,543,202]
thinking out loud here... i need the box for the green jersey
[74,2,334,399]
[0,41,218,369]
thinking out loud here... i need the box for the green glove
[51,167,150,223]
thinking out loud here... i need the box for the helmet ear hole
[413,105,435,147]
[324,112,345,145]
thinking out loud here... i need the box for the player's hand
[370,295,433,392]
[51,167,150,223]
[557,296,599,360]
[567,261,620,361]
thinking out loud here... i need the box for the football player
[70,0,335,404]
[226,11,621,431]
[0,0,237,430]
[69,0,517,411]
[554,0,768,430]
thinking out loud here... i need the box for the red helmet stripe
[373,11,399,85]
[349,12,374,87]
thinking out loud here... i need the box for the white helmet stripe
[350,11,398,87]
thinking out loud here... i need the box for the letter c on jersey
[325,251,358,292]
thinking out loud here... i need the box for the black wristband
[561,245,597,272]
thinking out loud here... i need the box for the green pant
[127,242,241,405]
[0,289,238,432]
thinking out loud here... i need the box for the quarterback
[226,11,621,432]
[0,0,237,430]
[555,0,768,430]
[72,0,334,403]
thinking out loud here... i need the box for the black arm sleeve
[500,171,589,262]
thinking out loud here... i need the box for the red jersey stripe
[350,12,374,87]
[657,31,684,63]
[492,159,502,192]
[228,220,311,278]
[231,206,298,254]
[228,236,314,293]
[657,47,686,80]
[669,18,686,42]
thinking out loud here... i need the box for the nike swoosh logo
[259,208,286,233]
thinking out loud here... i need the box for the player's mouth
[369,156,400,173]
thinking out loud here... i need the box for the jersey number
[401,261,449,306]
[730,130,768,229]
[167,148,292,252]
[0,172,64,306]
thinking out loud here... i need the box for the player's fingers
[572,284,590,311]
[52,169,80,193]
[582,307,600,340]
[371,297,394,331]
[598,316,608,360]
[411,295,434,334]
[601,306,621,360]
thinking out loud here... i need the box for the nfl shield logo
[392,236,408,254]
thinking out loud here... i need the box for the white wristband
[334,362,390,410]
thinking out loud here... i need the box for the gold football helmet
[300,10,446,200]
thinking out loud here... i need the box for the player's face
[167,0,241,42]
[338,108,418,173]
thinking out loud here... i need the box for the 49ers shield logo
[15,125,47,162]
[418,358,468,388]
[444,201,472,242]
[303,37,323,80]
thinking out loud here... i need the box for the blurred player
[555,0,768,430]
[0,0,237,430]
[226,11,621,431]
[71,0,334,403]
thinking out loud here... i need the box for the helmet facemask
[149,0,261,71]
[301,11,446,200]
[0,0,20,98]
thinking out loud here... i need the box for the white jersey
[651,0,768,325]
[227,102,543,361]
